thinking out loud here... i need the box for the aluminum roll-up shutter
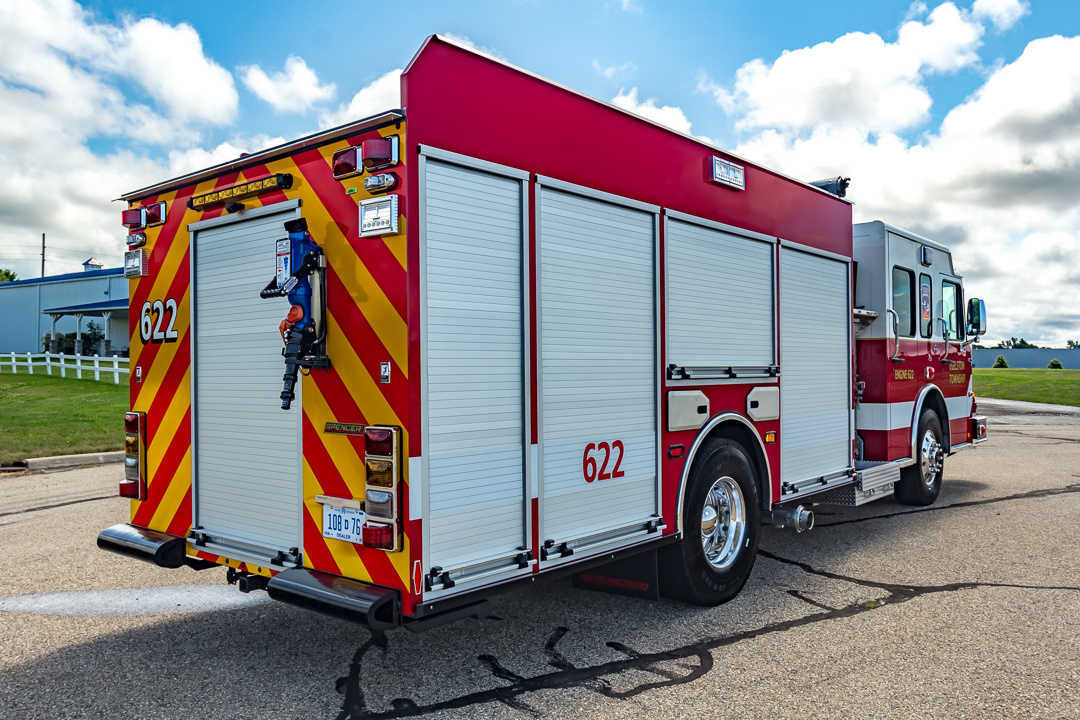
[538,186,657,549]
[423,159,527,573]
[666,217,775,369]
[193,207,302,555]
[779,245,852,486]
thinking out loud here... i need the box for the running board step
[815,461,904,506]
[266,568,399,629]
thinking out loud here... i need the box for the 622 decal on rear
[583,440,626,482]
[138,299,179,344]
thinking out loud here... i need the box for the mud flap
[572,549,660,601]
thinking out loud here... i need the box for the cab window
[942,280,963,341]
[919,273,932,338]
[892,267,915,337]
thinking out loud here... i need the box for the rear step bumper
[267,568,400,630]
[97,523,190,568]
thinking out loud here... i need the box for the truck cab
[853,221,988,503]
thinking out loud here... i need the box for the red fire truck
[99,35,988,630]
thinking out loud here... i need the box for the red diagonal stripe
[133,407,191,527]
[166,486,193,537]
[310,365,368,458]
[326,264,409,428]
[303,510,341,575]
[131,246,191,406]
[293,147,406,319]
[146,330,190,445]
[302,412,351,499]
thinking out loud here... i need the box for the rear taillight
[365,489,394,519]
[362,522,395,549]
[121,209,144,230]
[121,202,166,230]
[361,136,398,171]
[365,427,394,457]
[363,426,400,551]
[120,411,146,500]
[331,146,360,180]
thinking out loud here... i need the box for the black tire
[660,438,760,606]
[895,409,944,506]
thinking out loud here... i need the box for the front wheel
[895,409,944,506]
[660,438,760,606]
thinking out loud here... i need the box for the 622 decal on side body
[138,299,179,344]
[583,440,626,483]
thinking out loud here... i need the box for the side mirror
[966,298,987,336]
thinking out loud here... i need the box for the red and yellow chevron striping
[126,122,414,599]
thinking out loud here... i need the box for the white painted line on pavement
[0,584,271,617]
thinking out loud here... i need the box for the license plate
[322,503,365,544]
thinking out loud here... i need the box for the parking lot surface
[1,403,1077,719]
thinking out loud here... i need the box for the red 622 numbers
[582,440,626,483]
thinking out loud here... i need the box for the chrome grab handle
[938,317,952,362]
[885,308,902,363]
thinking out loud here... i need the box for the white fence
[1,352,130,384]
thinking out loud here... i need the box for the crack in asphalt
[814,482,1080,528]
[334,559,1080,719]
[0,494,115,518]
[331,484,1080,718]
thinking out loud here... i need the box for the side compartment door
[421,156,529,581]
[537,182,659,559]
[779,244,853,498]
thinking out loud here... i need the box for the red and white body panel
[853,221,976,463]
[106,36,984,624]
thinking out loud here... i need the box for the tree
[0,268,18,283]
[1068,340,1079,349]
[995,337,1039,349]
[1047,359,1064,369]
[992,355,1009,368]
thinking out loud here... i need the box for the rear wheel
[660,438,760,605]
[895,409,944,506]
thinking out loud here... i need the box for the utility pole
[41,233,45,278]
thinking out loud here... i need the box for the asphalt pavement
[0,401,1077,719]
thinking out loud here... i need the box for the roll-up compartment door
[779,246,852,490]
[193,208,302,556]
[422,159,527,575]
[666,218,775,371]
[538,186,658,552]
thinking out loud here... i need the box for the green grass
[0,372,128,464]
[973,368,1080,407]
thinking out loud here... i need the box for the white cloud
[241,56,336,114]
[725,31,1080,346]
[611,88,693,135]
[897,2,984,71]
[593,60,637,82]
[110,17,238,125]
[703,2,991,136]
[972,0,1030,32]
[619,0,643,13]
[0,0,239,279]
[320,69,402,129]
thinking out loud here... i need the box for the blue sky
[1,0,1079,344]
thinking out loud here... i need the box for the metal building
[0,267,128,355]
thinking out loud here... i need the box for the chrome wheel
[701,476,747,571]
[919,429,944,487]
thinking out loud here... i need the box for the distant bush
[992,355,1009,368]
[1047,358,1064,369]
